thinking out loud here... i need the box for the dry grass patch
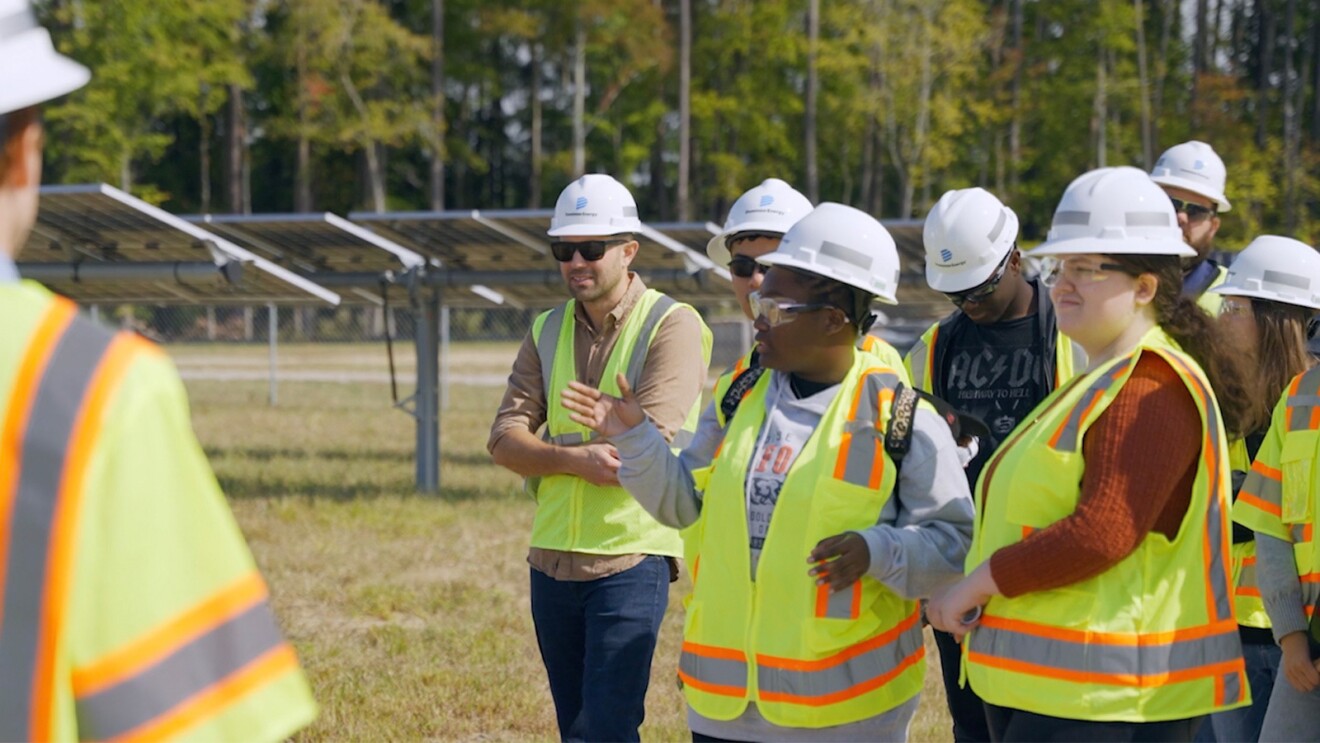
[185,376,953,741]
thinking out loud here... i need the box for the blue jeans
[1195,640,1280,743]
[530,555,669,742]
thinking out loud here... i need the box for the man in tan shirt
[488,174,710,741]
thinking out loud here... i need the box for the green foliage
[31,0,1320,242]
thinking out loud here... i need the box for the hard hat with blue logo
[1149,140,1231,213]
[0,0,89,116]
[547,174,642,237]
[922,187,1020,293]
[706,178,814,266]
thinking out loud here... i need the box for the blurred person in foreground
[0,1,316,739]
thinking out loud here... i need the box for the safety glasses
[728,255,772,279]
[749,291,835,328]
[1039,257,1127,288]
[725,231,783,249]
[945,252,1011,307]
[549,239,629,263]
[1168,196,1216,223]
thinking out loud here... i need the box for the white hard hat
[1149,140,1231,213]
[1212,236,1320,310]
[760,202,900,304]
[1033,167,1195,258]
[922,187,1019,293]
[0,0,89,116]
[706,178,814,265]
[547,174,642,237]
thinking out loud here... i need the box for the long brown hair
[0,106,38,177]
[1242,299,1316,434]
[1108,254,1253,438]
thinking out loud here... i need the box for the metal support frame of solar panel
[348,209,566,308]
[21,184,340,306]
[185,212,430,307]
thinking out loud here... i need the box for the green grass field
[181,342,955,741]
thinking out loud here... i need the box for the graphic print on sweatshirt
[943,314,1048,486]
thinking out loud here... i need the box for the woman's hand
[808,533,871,593]
[1280,631,1320,693]
[927,562,999,641]
[561,373,645,438]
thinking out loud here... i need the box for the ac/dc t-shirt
[940,313,1049,487]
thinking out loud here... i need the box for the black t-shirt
[939,312,1050,487]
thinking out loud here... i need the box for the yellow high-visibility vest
[0,282,316,742]
[1226,439,1272,629]
[679,351,925,728]
[965,327,1247,722]
[1195,264,1230,315]
[1233,365,1320,623]
[529,289,711,556]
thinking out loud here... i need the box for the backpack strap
[719,348,765,423]
[885,383,985,464]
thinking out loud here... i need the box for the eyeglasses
[749,291,835,328]
[1039,257,1127,288]
[549,239,629,263]
[1168,196,1216,223]
[1218,298,1252,317]
[728,255,772,279]
[945,252,1012,307]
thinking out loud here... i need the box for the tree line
[35,0,1320,248]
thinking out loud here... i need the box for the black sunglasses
[549,239,630,263]
[945,251,1012,307]
[725,231,783,249]
[1168,196,1216,223]
[728,255,772,279]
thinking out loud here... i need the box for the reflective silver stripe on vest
[757,614,924,701]
[823,584,858,620]
[75,599,287,739]
[1287,368,1320,432]
[679,648,748,691]
[1241,468,1283,506]
[907,338,929,391]
[536,306,566,398]
[0,316,117,739]
[1237,559,1257,592]
[623,295,678,392]
[1293,524,1311,544]
[547,431,593,447]
[1220,669,1243,705]
[968,620,1243,680]
[1162,353,1234,624]
[1049,357,1134,452]
[838,371,900,487]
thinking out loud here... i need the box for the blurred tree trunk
[806,0,819,202]
[199,90,212,214]
[1283,0,1299,230]
[429,0,445,211]
[1257,0,1276,148]
[572,17,586,177]
[224,84,245,214]
[529,42,543,208]
[1136,0,1153,168]
[1009,0,1024,197]
[678,0,691,220]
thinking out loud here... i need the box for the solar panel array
[21,184,340,305]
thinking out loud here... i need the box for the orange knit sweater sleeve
[990,353,1202,598]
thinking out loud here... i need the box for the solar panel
[183,212,431,306]
[21,184,339,305]
[350,210,734,308]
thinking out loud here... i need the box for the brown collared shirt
[488,275,708,581]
